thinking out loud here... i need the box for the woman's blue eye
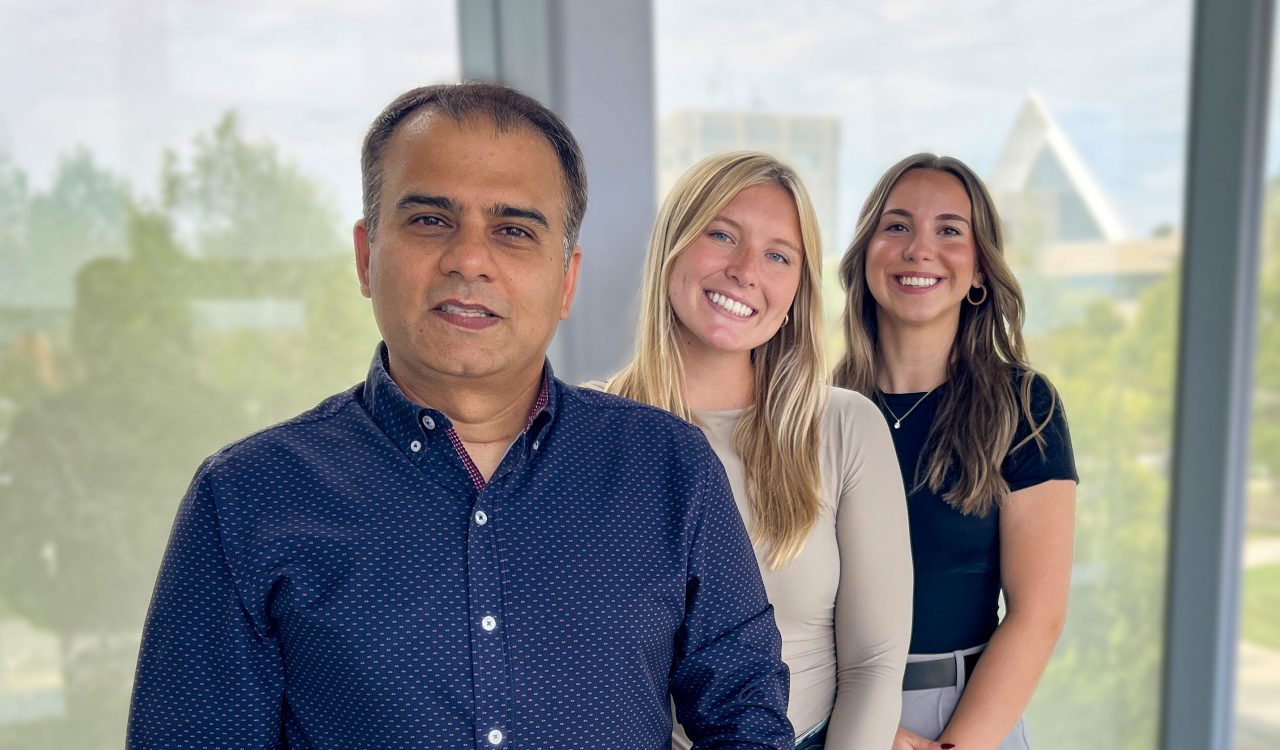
[767,251,790,264]
[709,230,732,242]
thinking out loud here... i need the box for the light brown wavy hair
[608,151,827,568]
[833,153,1055,517]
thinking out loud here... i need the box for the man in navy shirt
[127,83,792,748]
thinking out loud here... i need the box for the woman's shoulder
[1007,367,1065,424]
[1002,367,1078,487]
[823,384,880,418]
[1008,365,1054,390]
[819,385,891,443]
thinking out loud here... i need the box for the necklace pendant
[893,421,901,429]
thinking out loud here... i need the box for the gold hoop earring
[966,285,988,306]
[783,312,790,326]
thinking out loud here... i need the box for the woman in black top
[834,154,1077,750]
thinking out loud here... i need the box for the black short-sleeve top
[875,369,1078,654]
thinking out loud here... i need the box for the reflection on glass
[0,2,459,746]
[656,2,1190,747]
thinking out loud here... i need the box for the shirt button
[531,439,540,451]
[421,415,436,430]
[409,440,422,453]
[487,728,503,745]
[481,615,497,631]
[474,510,488,526]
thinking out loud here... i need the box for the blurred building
[659,111,841,252]
[1041,233,1181,319]
[989,93,1178,323]
[989,92,1127,245]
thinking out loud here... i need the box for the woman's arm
[827,394,915,748]
[937,479,1076,749]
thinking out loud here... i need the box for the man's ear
[354,219,373,299]
[560,246,583,319]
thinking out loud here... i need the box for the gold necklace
[879,387,937,429]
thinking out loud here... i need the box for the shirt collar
[361,342,558,450]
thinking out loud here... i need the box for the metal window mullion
[1162,1,1273,749]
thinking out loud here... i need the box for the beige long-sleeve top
[675,386,913,750]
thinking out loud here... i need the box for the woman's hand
[892,726,950,750]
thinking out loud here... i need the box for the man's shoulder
[553,384,726,509]
[558,381,706,442]
[200,386,362,477]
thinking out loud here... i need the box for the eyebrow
[709,214,800,252]
[395,194,456,212]
[881,208,971,225]
[393,195,551,231]
[489,203,550,230]
[710,214,743,231]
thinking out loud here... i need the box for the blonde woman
[601,152,913,749]
[835,154,1077,750]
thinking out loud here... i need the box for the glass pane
[1236,10,1280,748]
[0,3,459,746]
[656,2,1191,747]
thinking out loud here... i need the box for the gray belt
[902,651,982,691]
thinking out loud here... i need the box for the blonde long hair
[608,152,827,568]
[833,153,1055,517]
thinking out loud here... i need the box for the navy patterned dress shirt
[127,345,792,749]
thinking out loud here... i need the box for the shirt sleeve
[669,449,795,750]
[127,462,285,748]
[1004,373,1079,492]
[827,393,914,749]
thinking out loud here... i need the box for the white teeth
[440,303,493,317]
[706,291,755,318]
[897,276,940,288]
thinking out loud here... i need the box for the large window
[657,2,1191,747]
[3,1,1270,746]
[0,2,459,746]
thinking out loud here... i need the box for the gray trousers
[899,644,1031,750]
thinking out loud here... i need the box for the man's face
[355,112,581,394]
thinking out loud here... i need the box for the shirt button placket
[467,483,510,748]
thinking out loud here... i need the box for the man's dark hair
[360,82,587,266]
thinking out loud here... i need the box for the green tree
[0,152,35,416]
[0,151,27,252]
[163,111,346,260]
[0,209,253,747]
[155,110,372,425]
[1251,177,1280,496]
[27,148,133,300]
[0,116,369,747]
[0,151,131,419]
[1023,271,1178,749]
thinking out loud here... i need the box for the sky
[0,0,460,226]
[655,0,1195,241]
[0,0,1272,249]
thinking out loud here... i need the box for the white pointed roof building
[989,92,1127,244]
